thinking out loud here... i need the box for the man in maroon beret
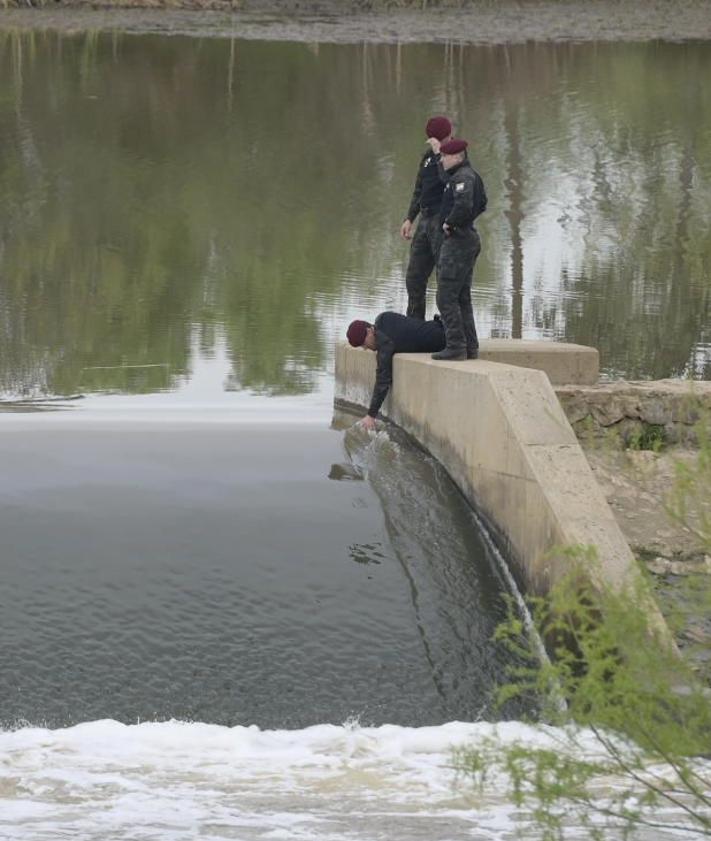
[346,311,446,430]
[431,138,487,361]
[400,115,453,320]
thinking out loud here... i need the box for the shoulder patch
[455,182,466,192]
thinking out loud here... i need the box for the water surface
[1,31,710,841]
[0,411,517,728]
[1,33,710,402]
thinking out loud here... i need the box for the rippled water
[0,407,520,729]
[0,399,538,837]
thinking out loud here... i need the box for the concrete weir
[334,339,639,597]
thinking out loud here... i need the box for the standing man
[345,312,446,431]
[401,116,453,320]
[432,138,487,361]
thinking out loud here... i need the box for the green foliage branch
[456,410,711,841]
[667,412,711,550]
[455,553,711,838]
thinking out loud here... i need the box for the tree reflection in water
[0,33,709,399]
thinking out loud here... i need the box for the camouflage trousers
[405,213,443,320]
[436,229,481,354]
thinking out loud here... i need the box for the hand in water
[400,219,413,240]
[360,415,377,432]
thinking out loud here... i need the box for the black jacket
[440,159,487,231]
[405,150,446,222]
[367,312,445,418]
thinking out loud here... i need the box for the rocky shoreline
[557,380,711,448]
[556,381,711,666]
[556,380,711,572]
[2,0,711,43]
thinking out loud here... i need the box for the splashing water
[2,717,703,840]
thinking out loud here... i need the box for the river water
[1,30,710,840]
[1,33,710,394]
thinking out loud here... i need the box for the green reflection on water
[0,32,709,398]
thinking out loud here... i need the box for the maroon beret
[440,138,468,155]
[425,116,452,141]
[346,320,369,347]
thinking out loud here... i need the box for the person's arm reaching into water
[361,332,395,431]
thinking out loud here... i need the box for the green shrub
[455,558,711,838]
[456,416,711,839]
[626,422,666,452]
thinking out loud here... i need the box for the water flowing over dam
[0,411,523,730]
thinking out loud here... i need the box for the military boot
[432,348,466,361]
[467,347,479,360]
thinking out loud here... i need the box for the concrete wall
[335,342,640,598]
[476,338,599,385]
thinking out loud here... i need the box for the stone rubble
[556,379,711,446]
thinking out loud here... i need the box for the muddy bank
[586,447,709,572]
[559,380,711,662]
[2,0,711,43]
[584,444,711,666]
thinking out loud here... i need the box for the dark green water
[0,33,710,400]
[1,28,710,726]
[0,411,521,727]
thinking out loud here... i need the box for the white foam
[0,719,700,840]
[0,719,553,840]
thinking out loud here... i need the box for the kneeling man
[346,311,446,431]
